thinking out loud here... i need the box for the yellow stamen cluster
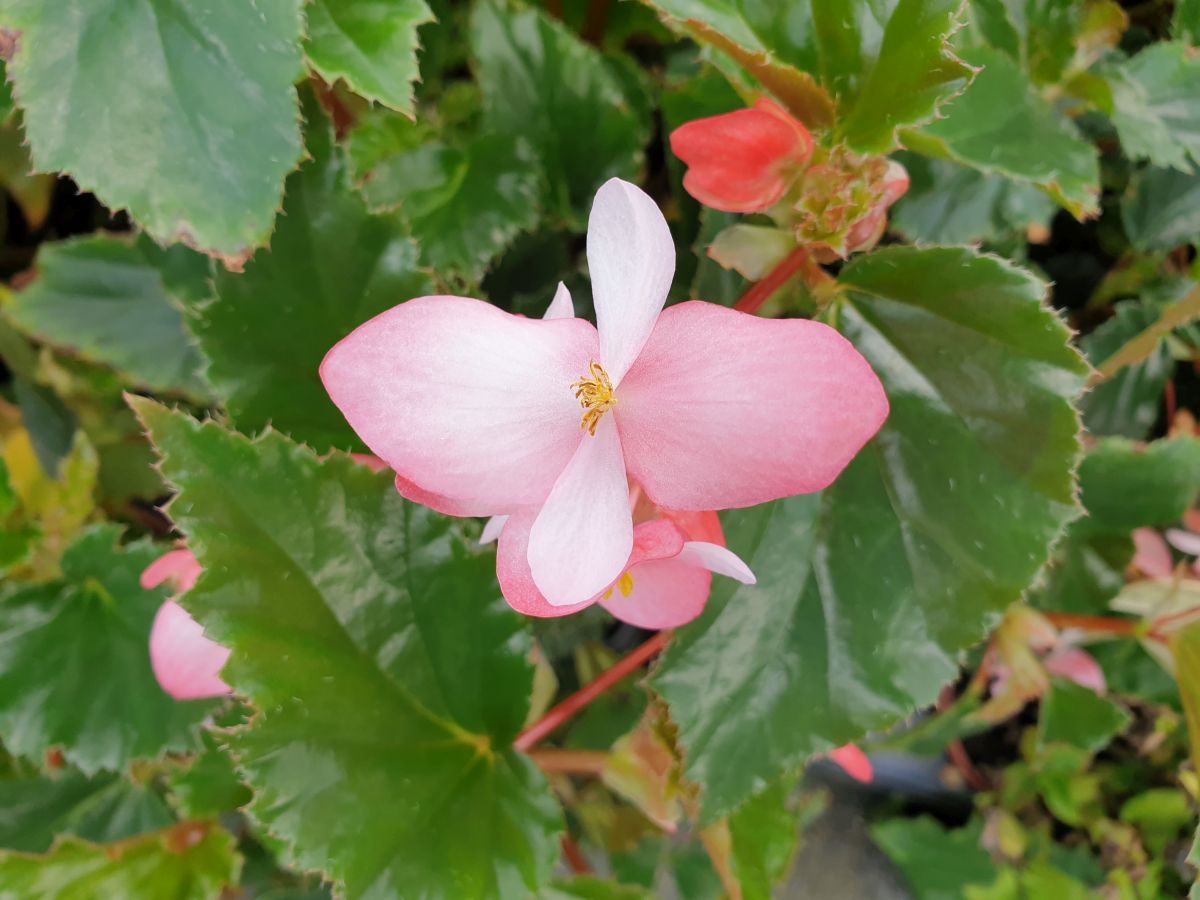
[603,571,636,601]
[571,360,616,435]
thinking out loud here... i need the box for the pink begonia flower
[1133,527,1174,578]
[828,744,873,783]
[321,178,888,611]
[670,98,814,213]
[841,160,911,255]
[141,549,231,701]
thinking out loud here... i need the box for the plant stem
[733,247,812,314]
[514,631,670,751]
[561,834,591,874]
[1043,612,1141,637]
[1090,282,1200,385]
[527,748,609,774]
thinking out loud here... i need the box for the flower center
[571,360,616,436]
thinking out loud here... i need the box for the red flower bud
[670,97,814,213]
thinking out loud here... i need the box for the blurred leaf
[0,117,54,230]
[1176,0,1200,44]
[1110,42,1200,172]
[0,0,304,264]
[0,824,239,899]
[1038,678,1130,753]
[1026,521,1129,615]
[304,0,435,114]
[873,817,997,900]
[1122,165,1200,252]
[134,400,563,899]
[540,877,655,899]
[0,768,173,853]
[362,134,541,282]
[11,377,75,478]
[1171,621,1200,771]
[654,247,1086,821]
[470,0,650,224]
[165,732,251,820]
[908,45,1099,219]
[1119,788,1193,855]
[1076,436,1200,534]
[890,152,1055,245]
[1079,299,1173,439]
[727,773,803,900]
[0,524,210,773]
[197,117,432,454]
[6,235,210,397]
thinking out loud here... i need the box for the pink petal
[617,302,888,510]
[140,549,202,594]
[676,542,756,584]
[1166,528,1200,557]
[828,745,873,783]
[321,296,597,515]
[1133,528,1173,578]
[1045,647,1107,695]
[660,508,724,545]
[149,600,232,701]
[479,515,508,546]
[544,282,575,320]
[587,179,675,385]
[496,508,596,618]
[393,473,497,518]
[600,557,712,629]
[528,416,634,606]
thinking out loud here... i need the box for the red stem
[733,248,812,315]
[561,834,591,875]
[1043,612,1140,636]
[514,631,670,751]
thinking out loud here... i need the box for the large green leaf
[133,400,562,899]
[907,45,1100,219]
[0,0,304,265]
[362,134,541,282]
[1037,678,1130,753]
[0,824,239,899]
[196,118,432,454]
[1122,165,1200,252]
[872,818,998,900]
[1109,42,1200,172]
[727,773,804,900]
[890,152,1055,245]
[639,0,970,152]
[0,769,173,853]
[0,525,211,774]
[1076,436,1200,534]
[470,0,650,224]
[4,235,209,397]
[653,246,1086,820]
[304,0,435,115]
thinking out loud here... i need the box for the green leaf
[0,0,305,265]
[653,247,1086,821]
[133,400,563,899]
[197,122,432,454]
[1079,299,1174,439]
[304,0,435,115]
[5,235,209,397]
[727,773,803,900]
[0,769,173,853]
[541,877,655,900]
[872,818,997,900]
[0,824,240,899]
[1076,436,1200,534]
[165,732,251,820]
[1025,521,1129,615]
[890,152,1055,245]
[833,0,975,154]
[470,0,650,224]
[1176,0,1200,44]
[1038,678,1131,753]
[0,524,211,774]
[1171,621,1200,771]
[1122,164,1200,252]
[0,116,54,230]
[362,134,541,282]
[1109,42,1200,172]
[907,45,1100,219]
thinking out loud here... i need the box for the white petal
[543,282,575,320]
[480,515,509,545]
[528,415,633,606]
[1166,528,1200,557]
[676,541,757,584]
[587,178,675,384]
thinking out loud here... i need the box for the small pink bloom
[1044,646,1107,695]
[142,549,231,701]
[841,160,910,255]
[828,744,873,783]
[1133,527,1173,578]
[321,178,888,612]
[670,98,814,213]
